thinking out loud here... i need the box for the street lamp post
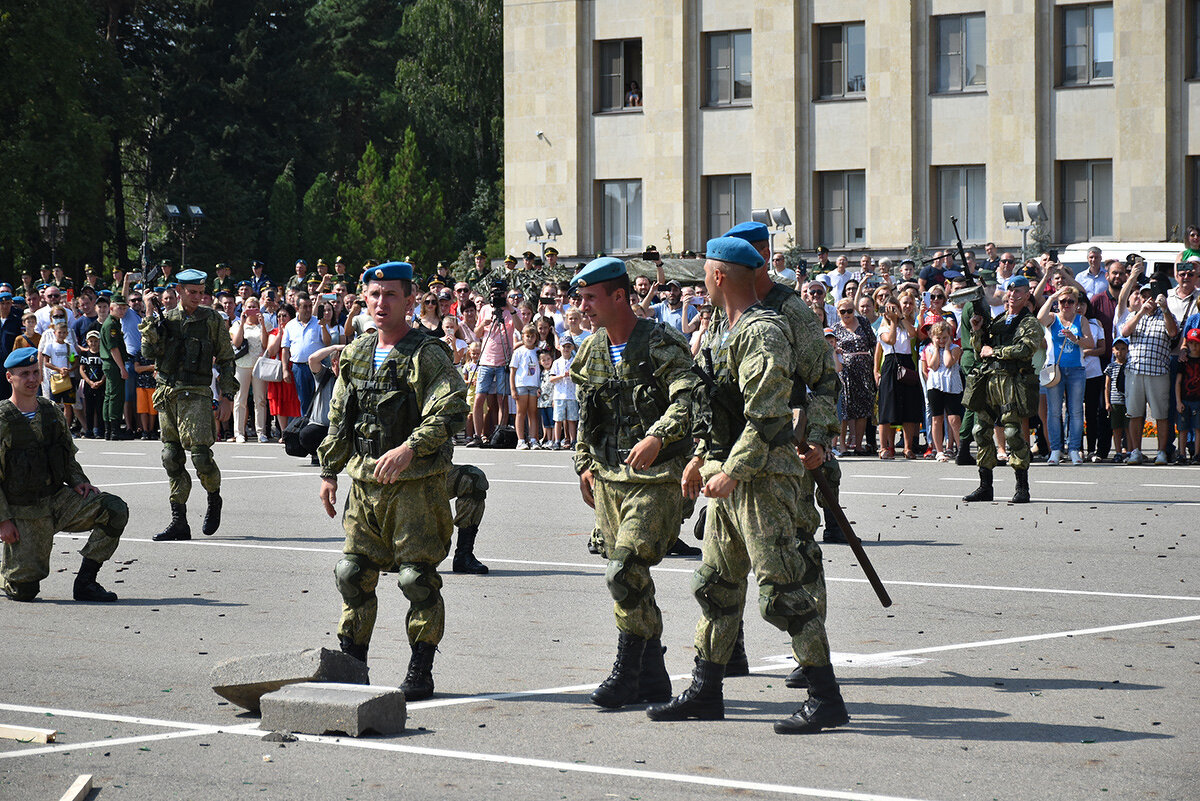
[165,203,204,265]
[38,202,70,271]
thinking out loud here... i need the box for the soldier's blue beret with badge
[570,257,626,289]
[1005,275,1031,289]
[176,269,207,285]
[723,221,770,243]
[361,261,414,284]
[705,237,764,269]
[4,347,39,369]
[0,293,11,301]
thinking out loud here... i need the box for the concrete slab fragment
[259,682,406,737]
[210,648,369,712]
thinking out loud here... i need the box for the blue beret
[98,290,113,298]
[4,347,39,369]
[361,261,414,284]
[1005,275,1031,289]
[236,280,250,288]
[943,270,963,280]
[723,222,770,243]
[176,269,207,285]
[0,293,11,301]
[705,237,764,269]
[570,257,626,289]
[12,296,25,305]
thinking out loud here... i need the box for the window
[817,171,866,247]
[1060,160,1113,241]
[936,166,986,244]
[934,14,986,92]
[706,31,752,105]
[1192,0,1200,79]
[1061,4,1113,86]
[706,175,751,240]
[597,39,643,112]
[598,180,642,252]
[817,23,866,99]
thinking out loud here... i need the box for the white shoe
[1127,449,1143,465]
[258,434,269,443]
[1154,451,1168,465]
[1069,450,1083,466]
[935,452,949,462]
[1048,450,1062,465]
[235,435,246,444]
[516,440,529,450]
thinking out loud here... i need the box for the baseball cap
[1187,328,1200,344]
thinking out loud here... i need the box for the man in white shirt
[34,286,74,334]
[1075,247,1109,297]
[281,292,331,416]
[819,255,853,300]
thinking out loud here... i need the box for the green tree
[301,173,338,262]
[268,164,300,271]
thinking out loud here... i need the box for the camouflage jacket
[0,399,88,521]
[319,328,468,485]
[571,318,699,484]
[971,309,1042,372]
[695,305,804,481]
[139,305,239,397]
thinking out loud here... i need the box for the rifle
[793,408,892,608]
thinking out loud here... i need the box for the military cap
[723,222,770,243]
[335,256,346,265]
[215,290,232,298]
[176,268,207,285]
[165,282,179,289]
[317,258,328,268]
[251,260,265,269]
[84,264,99,275]
[306,276,321,284]
[5,347,39,369]
[161,259,176,268]
[20,267,32,276]
[215,261,231,271]
[34,282,48,291]
[705,236,764,269]
[0,292,11,301]
[436,261,447,271]
[1005,275,1031,289]
[816,246,830,255]
[522,251,535,259]
[362,259,379,270]
[97,289,113,299]
[236,280,250,288]
[544,246,559,257]
[361,261,414,284]
[111,293,127,304]
[570,257,626,289]
[1020,262,1039,278]
[680,250,698,259]
[504,255,518,265]
[472,250,486,259]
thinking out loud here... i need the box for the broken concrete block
[210,647,369,712]
[260,682,406,737]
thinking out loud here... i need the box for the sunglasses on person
[999,258,1014,263]
[1060,298,1077,305]
[810,289,825,297]
[838,309,854,316]
[929,293,945,300]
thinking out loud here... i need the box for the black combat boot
[73,557,118,602]
[784,664,810,688]
[202,491,222,536]
[1011,468,1031,504]
[822,507,847,544]
[152,502,191,541]
[725,622,749,677]
[646,657,724,721]
[109,422,132,441]
[4,580,40,602]
[590,631,646,708]
[962,466,994,502]
[636,638,673,704]
[955,442,977,466]
[400,641,437,701]
[337,634,368,664]
[774,664,850,734]
[692,505,707,540]
[452,525,489,574]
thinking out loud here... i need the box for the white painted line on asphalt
[56,534,340,554]
[0,727,223,759]
[1143,483,1200,488]
[95,472,312,488]
[841,489,1200,504]
[489,478,578,486]
[0,702,244,730]
[938,477,978,482]
[1035,480,1097,485]
[848,474,910,480]
[516,463,571,468]
[231,455,280,460]
[831,577,1200,603]
[82,464,303,474]
[100,451,143,456]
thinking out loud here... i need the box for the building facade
[503,0,1200,258]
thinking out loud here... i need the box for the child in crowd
[1175,328,1200,463]
[79,330,106,438]
[133,352,158,439]
[510,324,542,449]
[13,310,39,351]
[536,348,556,448]
[42,321,77,432]
[922,320,963,462]
[460,342,480,441]
[1104,337,1130,462]
[549,336,578,449]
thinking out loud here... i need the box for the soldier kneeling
[0,348,128,603]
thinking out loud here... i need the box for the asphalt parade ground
[1,439,1197,800]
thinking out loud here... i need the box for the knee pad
[451,464,489,502]
[690,563,740,619]
[333,554,375,608]
[758,582,818,635]
[98,494,129,537]
[604,547,644,608]
[190,446,215,473]
[396,563,440,611]
[162,443,186,473]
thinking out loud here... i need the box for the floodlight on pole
[166,201,203,265]
[1002,201,1046,258]
[526,217,562,259]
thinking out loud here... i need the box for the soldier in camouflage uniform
[318,261,468,701]
[210,262,236,296]
[647,236,849,735]
[140,269,238,541]
[0,347,128,602]
[570,256,700,710]
[447,462,489,574]
[963,275,1041,504]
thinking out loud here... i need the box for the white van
[1059,242,1186,278]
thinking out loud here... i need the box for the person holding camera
[281,292,331,418]
[1163,256,1200,462]
[468,281,516,446]
[1120,279,1178,464]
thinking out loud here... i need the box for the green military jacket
[695,305,804,482]
[319,328,468,485]
[139,305,239,397]
[99,314,127,365]
[570,318,699,484]
[0,399,88,521]
[285,275,308,292]
[971,308,1043,369]
[210,276,235,295]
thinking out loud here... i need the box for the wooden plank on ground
[57,774,93,801]
[0,723,57,743]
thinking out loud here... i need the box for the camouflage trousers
[972,389,1032,472]
[593,478,683,640]
[336,473,453,648]
[155,385,220,504]
[447,463,488,530]
[2,487,128,596]
[693,472,830,669]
